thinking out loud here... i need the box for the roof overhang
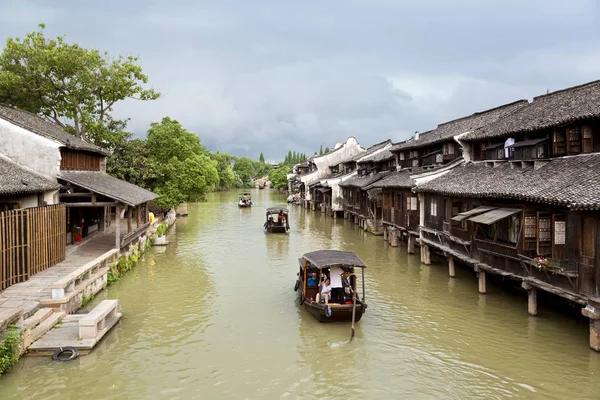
[468,208,521,225]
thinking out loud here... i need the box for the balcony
[421,151,443,166]
[507,139,549,161]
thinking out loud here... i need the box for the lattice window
[406,196,411,210]
[524,215,537,238]
[539,217,551,242]
[399,152,405,160]
[554,221,565,245]
[435,153,443,163]
[410,197,417,211]
[430,197,437,217]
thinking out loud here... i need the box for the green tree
[287,150,292,164]
[319,145,323,156]
[107,138,159,190]
[324,147,330,154]
[233,157,255,187]
[0,24,159,148]
[211,153,236,190]
[146,117,218,209]
[259,152,265,163]
[268,165,290,189]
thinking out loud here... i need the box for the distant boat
[294,250,367,323]
[238,193,252,208]
[264,207,289,234]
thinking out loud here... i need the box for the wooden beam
[65,202,117,207]
[59,192,95,198]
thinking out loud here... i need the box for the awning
[317,187,331,193]
[468,208,522,225]
[451,206,497,222]
[59,171,158,207]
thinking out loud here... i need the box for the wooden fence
[0,204,66,290]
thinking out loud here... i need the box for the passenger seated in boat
[315,278,332,305]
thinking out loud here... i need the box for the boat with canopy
[264,207,290,233]
[238,193,252,208]
[294,250,367,323]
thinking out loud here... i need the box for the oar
[350,288,357,340]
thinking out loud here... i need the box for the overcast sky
[1,0,599,161]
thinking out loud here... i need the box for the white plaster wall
[300,171,319,200]
[324,171,357,211]
[312,137,364,178]
[44,190,60,205]
[0,119,61,179]
[10,194,38,209]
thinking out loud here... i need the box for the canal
[1,190,599,399]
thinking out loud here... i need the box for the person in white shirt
[315,278,332,304]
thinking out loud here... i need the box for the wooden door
[580,216,597,295]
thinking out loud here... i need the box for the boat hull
[238,204,251,208]
[301,299,365,323]
[265,226,288,234]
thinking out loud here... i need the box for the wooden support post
[423,244,431,265]
[582,305,600,351]
[448,256,455,278]
[354,215,358,225]
[127,206,132,233]
[136,206,141,228]
[478,270,486,294]
[115,205,121,249]
[383,227,388,241]
[408,235,415,254]
[333,211,337,219]
[390,228,398,247]
[99,208,106,232]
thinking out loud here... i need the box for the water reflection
[0,190,599,400]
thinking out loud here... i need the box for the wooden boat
[238,193,252,208]
[294,250,367,322]
[264,207,290,233]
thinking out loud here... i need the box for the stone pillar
[448,256,455,278]
[476,267,486,294]
[383,227,388,241]
[390,228,398,247]
[422,244,431,265]
[115,205,121,249]
[333,211,337,219]
[354,215,359,225]
[582,304,600,351]
[407,235,415,254]
[521,282,537,316]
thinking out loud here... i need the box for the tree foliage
[259,152,265,163]
[145,117,219,209]
[211,152,237,190]
[268,166,290,189]
[0,24,159,148]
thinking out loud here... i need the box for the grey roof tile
[0,156,59,196]
[59,171,158,206]
[464,80,600,142]
[0,105,109,155]
[417,154,600,210]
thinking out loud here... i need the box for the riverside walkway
[0,229,119,325]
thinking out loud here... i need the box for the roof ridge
[532,80,600,101]
[437,100,529,128]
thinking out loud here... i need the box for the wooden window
[399,152,405,161]
[567,126,581,154]
[411,197,418,210]
[553,128,566,155]
[523,211,537,251]
[406,196,412,211]
[480,143,486,161]
[582,124,593,153]
[537,212,552,255]
[430,197,437,217]
[552,214,566,260]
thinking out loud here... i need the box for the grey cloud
[1,0,599,159]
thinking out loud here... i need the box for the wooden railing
[474,239,519,261]
[1,204,66,290]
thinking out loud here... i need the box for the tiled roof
[59,171,158,206]
[0,156,59,196]
[417,154,600,210]
[0,105,109,155]
[366,170,414,189]
[347,140,391,162]
[357,146,395,164]
[339,171,392,189]
[464,80,600,142]
[391,100,528,151]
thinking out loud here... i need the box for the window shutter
[537,212,552,255]
[523,211,537,251]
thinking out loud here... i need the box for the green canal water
[1,190,600,399]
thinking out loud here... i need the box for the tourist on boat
[315,278,332,305]
[277,210,284,226]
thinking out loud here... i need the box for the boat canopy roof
[266,207,289,214]
[240,192,252,196]
[301,250,367,269]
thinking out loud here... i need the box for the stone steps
[23,311,65,350]
[0,307,23,332]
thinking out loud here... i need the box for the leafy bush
[0,326,22,375]
[156,223,167,237]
